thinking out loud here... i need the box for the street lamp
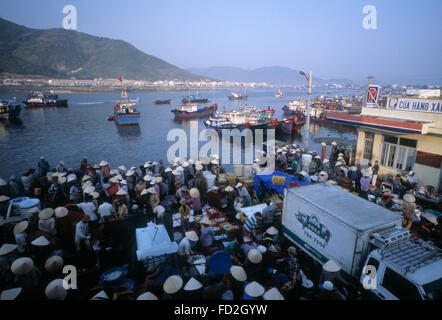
[299,70,312,152]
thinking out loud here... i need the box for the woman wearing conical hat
[11,257,42,299]
[0,244,19,288]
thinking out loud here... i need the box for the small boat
[0,99,21,120]
[154,99,172,105]
[204,106,276,132]
[172,103,217,119]
[181,92,209,104]
[129,97,140,103]
[23,91,68,108]
[114,83,140,126]
[228,92,248,100]
[276,117,306,134]
[275,89,286,98]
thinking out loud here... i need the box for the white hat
[90,191,100,199]
[118,165,126,171]
[182,162,189,168]
[152,161,159,166]
[189,188,200,198]
[409,171,414,175]
[244,281,265,298]
[11,257,34,275]
[58,176,67,184]
[67,175,76,183]
[277,148,282,153]
[224,186,234,192]
[99,160,108,167]
[403,194,416,203]
[150,179,156,185]
[110,169,118,175]
[0,195,10,202]
[109,177,119,184]
[137,292,158,300]
[236,183,243,188]
[120,180,127,185]
[323,259,342,272]
[116,189,127,196]
[257,245,267,254]
[31,235,50,247]
[45,279,68,300]
[14,221,29,234]
[263,287,284,300]
[143,174,152,182]
[266,226,279,236]
[230,265,247,282]
[199,217,214,225]
[195,164,203,171]
[0,288,22,300]
[141,189,149,196]
[188,159,195,164]
[163,275,183,294]
[93,164,100,169]
[323,158,329,164]
[185,231,199,242]
[92,290,110,300]
[165,167,172,173]
[115,174,123,181]
[153,205,165,216]
[126,170,135,176]
[302,279,314,289]
[172,170,180,176]
[147,187,156,194]
[247,249,262,264]
[183,277,203,291]
[177,166,184,172]
[331,141,337,146]
[82,175,91,182]
[83,186,95,194]
[39,208,54,220]
[314,155,321,159]
[319,171,327,176]
[211,159,219,165]
[44,255,64,272]
[0,243,18,256]
[322,280,334,291]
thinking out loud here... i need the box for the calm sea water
[0,88,360,178]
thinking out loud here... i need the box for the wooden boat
[275,117,306,134]
[114,82,140,126]
[154,99,171,105]
[0,100,21,120]
[171,103,217,119]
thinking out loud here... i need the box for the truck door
[377,267,423,300]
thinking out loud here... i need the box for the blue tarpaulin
[254,170,310,195]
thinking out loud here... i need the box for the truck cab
[360,231,442,300]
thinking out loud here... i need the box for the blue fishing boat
[171,103,217,119]
[181,92,209,104]
[275,117,306,134]
[113,83,140,126]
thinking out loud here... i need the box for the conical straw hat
[11,257,33,275]
[55,207,68,218]
[163,275,183,294]
[247,249,262,264]
[244,281,265,297]
[44,255,64,273]
[39,208,54,220]
[0,288,22,300]
[137,292,158,300]
[266,226,279,236]
[13,221,29,234]
[183,277,203,291]
[230,265,247,282]
[323,259,342,272]
[263,287,284,300]
[0,243,17,256]
[189,188,200,198]
[45,279,68,300]
[31,235,50,247]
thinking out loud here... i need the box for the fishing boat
[282,99,306,115]
[114,84,140,126]
[275,89,286,98]
[275,116,306,134]
[0,99,21,120]
[154,99,172,105]
[23,91,68,108]
[228,92,248,100]
[204,106,276,132]
[181,92,209,104]
[171,103,217,119]
[129,97,140,103]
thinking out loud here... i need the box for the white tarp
[136,224,178,261]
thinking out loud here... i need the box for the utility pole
[300,70,313,153]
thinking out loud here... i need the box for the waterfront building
[327,95,442,193]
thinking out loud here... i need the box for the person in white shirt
[236,183,251,207]
[21,172,31,194]
[77,196,98,221]
[98,202,115,222]
[75,215,91,251]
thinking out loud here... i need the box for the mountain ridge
[0,17,207,81]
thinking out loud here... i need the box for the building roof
[326,112,432,134]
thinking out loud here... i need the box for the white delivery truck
[282,183,442,300]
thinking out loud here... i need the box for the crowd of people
[0,140,440,301]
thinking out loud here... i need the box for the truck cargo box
[282,183,403,278]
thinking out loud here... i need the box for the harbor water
[0,88,360,178]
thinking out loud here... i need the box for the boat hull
[114,113,140,126]
[181,98,209,104]
[204,121,277,133]
[0,105,21,120]
[24,99,68,108]
[276,118,306,134]
[282,107,330,123]
[172,105,217,119]
[154,99,171,105]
